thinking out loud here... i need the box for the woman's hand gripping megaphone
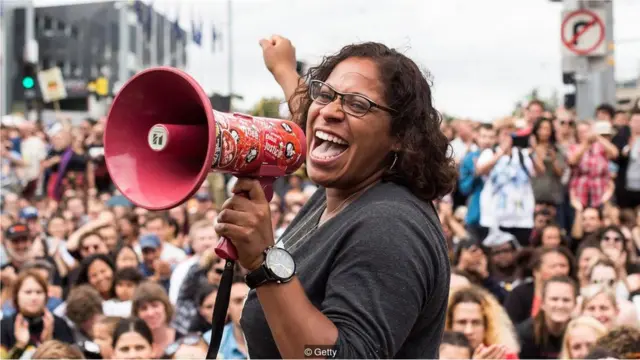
[214,178,276,271]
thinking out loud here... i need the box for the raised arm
[259,35,305,114]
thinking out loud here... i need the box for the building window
[56,61,65,71]
[57,20,66,32]
[70,25,79,39]
[43,16,53,30]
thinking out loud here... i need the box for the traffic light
[22,62,37,90]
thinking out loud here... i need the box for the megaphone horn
[104,66,307,259]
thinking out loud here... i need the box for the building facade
[3,0,187,114]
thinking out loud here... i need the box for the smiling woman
[212,35,457,359]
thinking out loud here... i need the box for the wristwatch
[244,246,296,289]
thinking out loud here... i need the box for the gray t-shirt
[240,181,451,358]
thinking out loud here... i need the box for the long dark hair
[74,253,116,299]
[289,43,457,202]
[532,117,558,147]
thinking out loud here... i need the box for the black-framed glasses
[309,80,395,117]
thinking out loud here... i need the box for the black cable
[206,259,235,359]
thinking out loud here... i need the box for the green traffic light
[22,76,35,89]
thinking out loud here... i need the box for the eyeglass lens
[310,81,372,116]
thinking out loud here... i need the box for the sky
[32,0,640,121]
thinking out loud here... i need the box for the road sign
[37,67,67,103]
[561,8,607,57]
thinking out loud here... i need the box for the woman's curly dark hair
[288,42,457,202]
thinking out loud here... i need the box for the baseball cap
[19,206,38,220]
[139,234,161,250]
[5,223,30,240]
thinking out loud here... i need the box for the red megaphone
[104,66,307,260]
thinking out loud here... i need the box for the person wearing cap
[0,224,36,293]
[138,234,171,292]
[19,206,42,238]
[567,120,619,209]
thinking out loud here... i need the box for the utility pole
[560,0,616,120]
[117,1,129,89]
[227,0,233,100]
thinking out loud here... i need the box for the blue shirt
[203,323,247,359]
[458,150,485,226]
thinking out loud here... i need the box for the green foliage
[250,97,284,118]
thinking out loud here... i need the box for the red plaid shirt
[569,142,610,208]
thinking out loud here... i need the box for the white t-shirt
[478,147,535,229]
[20,136,48,182]
[169,256,199,304]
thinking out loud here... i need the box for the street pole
[118,2,129,87]
[564,0,616,121]
[227,0,233,100]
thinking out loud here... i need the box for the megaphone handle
[214,178,275,261]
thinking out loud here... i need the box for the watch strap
[244,264,272,289]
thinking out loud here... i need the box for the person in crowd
[30,339,85,360]
[577,239,605,288]
[111,317,154,360]
[481,229,523,293]
[593,326,640,360]
[452,237,508,303]
[113,266,143,303]
[0,270,74,358]
[516,275,578,359]
[113,244,140,270]
[132,281,183,357]
[531,223,570,249]
[458,123,497,243]
[170,220,218,334]
[559,315,608,360]
[439,331,474,360]
[598,225,640,276]
[138,213,187,265]
[91,315,119,359]
[579,283,638,329]
[63,285,103,344]
[571,201,605,251]
[186,283,218,334]
[117,213,140,246]
[137,233,172,292]
[614,109,640,210]
[203,277,250,359]
[477,116,537,246]
[2,259,63,316]
[568,120,619,209]
[445,285,520,359]
[504,246,574,325]
[530,117,567,214]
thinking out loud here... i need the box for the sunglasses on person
[163,333,204,358]
[309,80,396,118]
[560,120,575,126]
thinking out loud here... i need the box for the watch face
[265,248,295,279]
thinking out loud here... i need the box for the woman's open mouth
[310,130,349,162]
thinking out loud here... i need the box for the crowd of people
[438,101,640,359]
[0,94,639,359]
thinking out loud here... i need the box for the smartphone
[511,133,530,148]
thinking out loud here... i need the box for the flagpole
[227,0,233,99]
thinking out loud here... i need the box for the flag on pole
[212,24,222,53]
[172,4,184,40]
[133,0,144,26]
[145,1,154,40]
[190,7,202,46]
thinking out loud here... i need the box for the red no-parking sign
[561,8,607,57]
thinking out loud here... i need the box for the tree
[250,97,283,118]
